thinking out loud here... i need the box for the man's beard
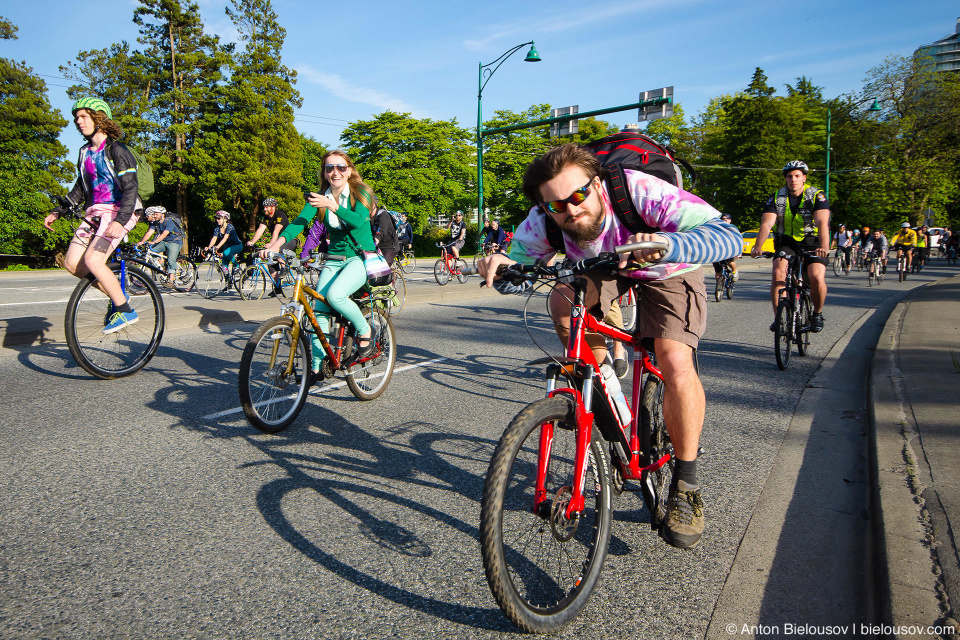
[558,200,604,247]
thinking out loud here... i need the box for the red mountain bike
[478,242,672,633]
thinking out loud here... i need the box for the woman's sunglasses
[324,163,348,173]
[538,178,594,215]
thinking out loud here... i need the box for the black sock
[115,303,133,314]
[673,458,698,488]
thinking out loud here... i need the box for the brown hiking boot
[661,480,704,549]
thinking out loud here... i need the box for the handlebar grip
[463,267,480,276]
[615,240,669,255]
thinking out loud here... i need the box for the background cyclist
[752,160,830,333]
[916,225,928,270]
[891,222,917,276]
[446,210,467,260]
[206,211,243,279]
[831,223,852,273]
[483,219,508,254]
[43,97,142,334]
[248,197,297,297]
[863,228,888,278]
[260,150,377,384]
[711,213,739,287]
[137,205,182,287]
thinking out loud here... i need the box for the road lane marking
[202,356,448,420]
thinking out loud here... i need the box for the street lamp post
[476,41,540,240]
[825,98,881,201]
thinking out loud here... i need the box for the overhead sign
[638,87,674,122]
[550,105,579,137]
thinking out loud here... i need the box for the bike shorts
[774,236,827,267]
[578,270,706,351]
[450,238,465,252]
[893,244,915,252]
[72,204,141,252]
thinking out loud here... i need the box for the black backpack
[544,132,697,252]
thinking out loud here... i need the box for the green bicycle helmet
[71,97,112,120]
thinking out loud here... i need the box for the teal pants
[312,255,371,370]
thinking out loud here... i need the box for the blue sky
[2,0,958,160]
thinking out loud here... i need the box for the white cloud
[296,65,415,113]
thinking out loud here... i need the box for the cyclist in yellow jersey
[891,222,918,274]
[916,225,928,270]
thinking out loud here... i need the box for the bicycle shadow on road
[2,316,55,349]
[192,405,517,632]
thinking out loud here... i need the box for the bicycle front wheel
[173,257,196,292]
[240,266,269,301]
[618,289,636,332]
[401,251,416,274]
[714,277,722,302]
[64,264,165,379]
[389,270,406,316]
[433,259,450,285]
[345,307,396,400]
[725,275,734,299]
[833,253,844,277]
[480,396,612,633]
[774,298,792,370]
[238,316,311,433]
[195,261,224,298]
[639,375,672,528]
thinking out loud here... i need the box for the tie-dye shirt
[80,140,124,206]
[507,169,742,280]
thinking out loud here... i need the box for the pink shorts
[72,204,140,251]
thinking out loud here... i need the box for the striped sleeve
[660,219,743,265]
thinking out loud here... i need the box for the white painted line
[202,356,448,420]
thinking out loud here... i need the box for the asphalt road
[0,258,951,639]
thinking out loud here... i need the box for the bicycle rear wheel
[433,259,450,285]
[389,270,406,316]
[64,264,165,379]
[480,396,612,633]
[238,316,311,433]
[797,295,811,356]
[639,375,672,529]
[774,297,792,370]
[345,307,396,400]
[172,257,196,292]
[195,261,224,298]
[240,266,269,300]
[618,288,636,332]
[455,259,468,283]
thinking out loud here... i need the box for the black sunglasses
[324,163,348,173]
[538,178,594,215]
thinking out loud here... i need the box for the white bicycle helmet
[215,210,230,221]
[782,160,809,175]
[901,222,910,228]
[144,206,166,216]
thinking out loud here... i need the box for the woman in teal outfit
[261,150,376,381]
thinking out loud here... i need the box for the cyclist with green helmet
[43,97,143,333]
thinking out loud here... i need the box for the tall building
[915,18,960,72]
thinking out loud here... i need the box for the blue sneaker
[103,309,139,334]
[104,294,131,325]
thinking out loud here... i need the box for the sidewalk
[871,273,960,639]
[0,275,500,351]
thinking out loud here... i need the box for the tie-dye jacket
[507,169,742,281]
[65,138,140,225]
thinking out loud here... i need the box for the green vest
[774,184,823,241]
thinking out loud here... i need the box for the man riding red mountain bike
[479,143,741,549]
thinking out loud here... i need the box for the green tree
[205,0,303,236]
[342,111,473,234]
[134,0,226,233]
[0,21,73,256]
[299,134,327,193]
[849,54,960,227]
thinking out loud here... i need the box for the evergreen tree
[0,19,73,256]
[208,0,303,235]
[134,0,227,236]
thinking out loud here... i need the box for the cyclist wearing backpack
[43,97,142,334]
[396,212,413,250]
[371,204,400,265]
[478,143,742,550]
[137,205,182,287]
[752,161,831,332]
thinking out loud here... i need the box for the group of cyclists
[46,95,953,556]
